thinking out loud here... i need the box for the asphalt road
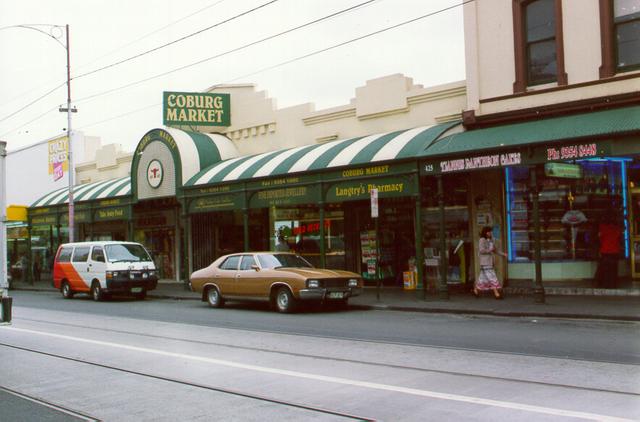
[1,290,639,421]
[8,290,640,364]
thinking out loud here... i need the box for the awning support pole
[319,185,326,268]
[243,189,250,252]
[530,166,545,303]
[412,174,425,299]
[437,175,449,300]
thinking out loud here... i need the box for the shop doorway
[345,198,415,286]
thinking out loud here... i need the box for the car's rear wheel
[61,281,74,299]
[206,286,224,308]
[91,281,104,302]
[275,287,296,313]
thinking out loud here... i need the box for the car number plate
[328,292,344,299]
[131,287,143,293]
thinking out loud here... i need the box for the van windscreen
[105,244,152,263]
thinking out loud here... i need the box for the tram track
[0,342,374,421]
[12,316,640,398]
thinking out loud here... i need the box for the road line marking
[4,326,634,421]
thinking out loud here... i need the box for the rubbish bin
[1,296,12,323]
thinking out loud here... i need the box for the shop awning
[421,105,640,158]
[31,176,131,208]
[185,121,460,186]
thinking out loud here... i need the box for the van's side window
[58,247,73,263]
[91,247,105,262]
[72,247,90,263]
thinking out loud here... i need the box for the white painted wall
[205,74,466,156]
[6,131,90,207]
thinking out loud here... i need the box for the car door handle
[235,274,241,278]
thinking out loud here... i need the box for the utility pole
[58,24,76,242]
[0,141,7,292]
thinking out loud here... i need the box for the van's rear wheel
[91,281,104,302]
[61,281,74,299]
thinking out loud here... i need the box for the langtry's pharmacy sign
[163,91,230,127]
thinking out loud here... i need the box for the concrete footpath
[8,280,640,322]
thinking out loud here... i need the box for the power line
[0,105,60,139]
[0,81,66,125]
[74,0,380,104]
[226,0,473,83]
[73,0,280,80]
[75,0,228,72]
[5,0,469,137]
[76,0,470,132]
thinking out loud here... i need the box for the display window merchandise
[506,158,631,265]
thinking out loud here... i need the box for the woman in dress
[474,226,507,299]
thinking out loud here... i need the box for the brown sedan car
[190,252,363,313]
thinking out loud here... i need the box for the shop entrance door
[143,228,176,280]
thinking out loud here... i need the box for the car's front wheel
[206,286,224,308]
[275,287,296,313]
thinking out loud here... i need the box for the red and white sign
[53,161,64,181]
[147,159,163,189]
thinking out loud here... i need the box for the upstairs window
[513,0,567,92]
[614,0,640,70]
[526,0,557,84]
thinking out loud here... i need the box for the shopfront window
[506,159,628,262]
[421,175,471,285]
[270,205,345,269]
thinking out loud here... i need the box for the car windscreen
[105,244,152,263]
[257,254,313,269]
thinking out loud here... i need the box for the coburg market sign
[163,91,230,127]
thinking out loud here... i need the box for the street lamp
[1,24,77,242]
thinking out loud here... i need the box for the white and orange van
[53,241,158,301]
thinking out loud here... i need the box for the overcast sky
[0,0,466,153]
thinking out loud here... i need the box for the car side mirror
[251,265,260,271]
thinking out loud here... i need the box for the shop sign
[30,207,52,215]
[98,198,123,207]
[326,176,412,203]
[291,220,331,236]
[190,195,241,213]
[163,91,230,127]
[147,159,164,189]
[546,142,601,161]
[544,163,583,179]
[328,162,414,180]
[60,210,91,224]
[48,136,68,179]
[30,215,57,225]
[7,226,29,239]
[250,185,318,208]
[95,207,129,222]
[135,211,173,227]
[424,151,522,175]
[139,129,178,152]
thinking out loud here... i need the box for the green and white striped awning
[31,176,131,208]
[185,122,459,186]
